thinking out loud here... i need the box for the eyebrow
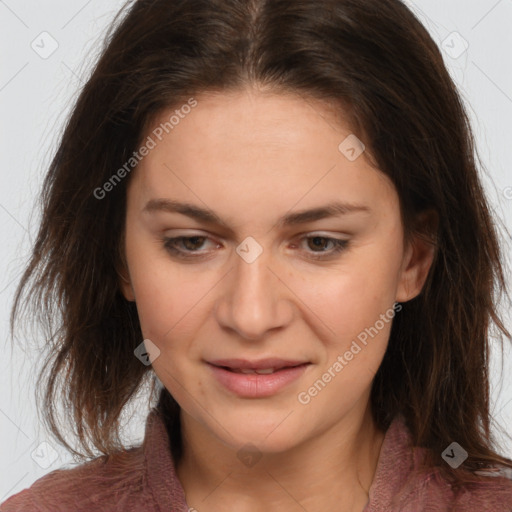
[143,198,371,230]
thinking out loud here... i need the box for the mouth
[207,358,310,373]
[206,358,312,398]
[213,365,309,375]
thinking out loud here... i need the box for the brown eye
[299,235,349,260]
[307,236,332,252]
[162,236,216,259]
[180,236,207,250]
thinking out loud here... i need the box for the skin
[120,86,436,512]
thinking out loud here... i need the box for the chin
[214,418,307,455]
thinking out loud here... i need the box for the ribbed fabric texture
[1,409,189,512]
[2,408,511,511]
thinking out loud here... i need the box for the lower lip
[207,363,310,398]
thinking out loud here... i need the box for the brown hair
[11,0,512,487]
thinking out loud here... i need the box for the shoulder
[1,408,189,512]
[0,447,151,512]
[449,471,512,511]
[367,415,512,512]
[410,467,512,511]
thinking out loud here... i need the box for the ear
[116,247,136,301]
[118,266,136,302]
[395,209,438,303]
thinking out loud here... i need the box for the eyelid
[162,230,348,242]
[161,231,350,261]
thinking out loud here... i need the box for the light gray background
[1,0,511,502]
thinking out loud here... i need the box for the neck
[176,403,385,512]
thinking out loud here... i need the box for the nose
[214,244,294,340]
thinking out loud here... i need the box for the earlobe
[395,210,438,303]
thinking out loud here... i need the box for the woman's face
[121,88,434,453]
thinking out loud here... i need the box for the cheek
[127,252,223,365]
[294,254,400,341]
[133,270,206,343]
[123,231,191,339]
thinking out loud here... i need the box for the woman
[2,0,512,510]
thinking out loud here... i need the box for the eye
[161,233,349,261]
[162,235,218,259]
[297,235,349,260]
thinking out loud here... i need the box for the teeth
[255,368,276,374]
[236,368,276,374]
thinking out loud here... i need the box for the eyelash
[162,234,349,261]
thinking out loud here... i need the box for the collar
[141,407,422,511]
[142,408,189,511]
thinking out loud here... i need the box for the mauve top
[1,408,512,512]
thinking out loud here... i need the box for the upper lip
[207,358,310,370]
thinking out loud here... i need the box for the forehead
[128,89,397,222]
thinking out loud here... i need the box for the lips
[206,358,311,398]
[231,368,280,375]
[207,358,308,371]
